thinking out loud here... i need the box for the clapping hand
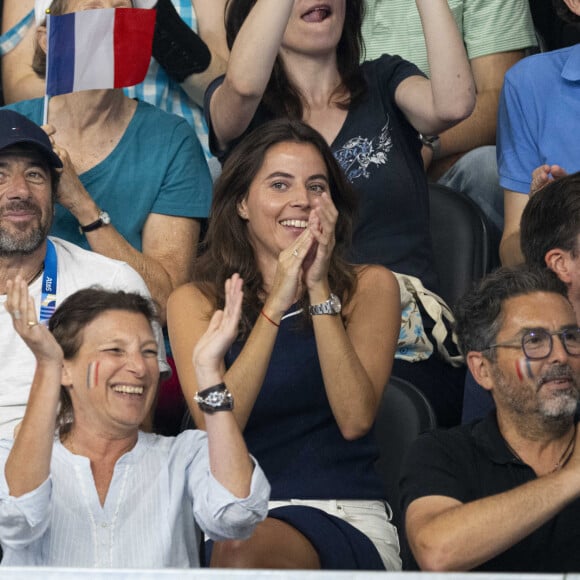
[193,273,243,387]
[265,192,338,318]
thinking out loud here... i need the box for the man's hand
[530,164,568,196]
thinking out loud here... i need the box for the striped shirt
[0,430,269,567]
[362,0,538,76]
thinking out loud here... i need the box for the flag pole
[42,11,51,126]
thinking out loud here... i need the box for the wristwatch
[79,210,111,234]
[420,134,441,159]
[194,383,234,414]
[309,293,342,316]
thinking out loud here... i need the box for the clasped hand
[265,193,338,317]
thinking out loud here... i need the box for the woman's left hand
[303,192,337,291]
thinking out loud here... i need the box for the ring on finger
[292,249,299,257]
[13,310,21,320]
[27,321,39,328]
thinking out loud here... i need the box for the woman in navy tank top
[168,119,402,570]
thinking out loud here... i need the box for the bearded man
[401,266,580,571]
[0,110,168,439]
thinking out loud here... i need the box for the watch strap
[194,382,234,414]
[420,133,441,159]
[79,211,110,234]
[309,293,341,316]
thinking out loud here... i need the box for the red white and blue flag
[45,8,156,97]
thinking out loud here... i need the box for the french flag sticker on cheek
[45,8,156,97]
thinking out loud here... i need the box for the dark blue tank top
[225,312,385,500]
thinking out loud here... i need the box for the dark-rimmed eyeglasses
[485,328,580,360]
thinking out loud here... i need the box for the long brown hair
[225,0,367,119]
[195,119,358,337]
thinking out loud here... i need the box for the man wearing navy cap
[0,109,169,439]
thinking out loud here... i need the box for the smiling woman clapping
[0,277,269,568]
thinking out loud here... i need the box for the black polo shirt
[400,413,580,572]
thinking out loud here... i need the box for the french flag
[45,8,156,97]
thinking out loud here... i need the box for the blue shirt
[497,44,580,194]
[3,98,212,251]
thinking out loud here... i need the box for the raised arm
[406,429,580,571]
[151,0,228,107]
[394,0,475,136]
[169,274,286,432]
[427,50,525,176]
[49,134,206,324]
[192,274,254,498]
[192,0,229,61]
[209,0,293,150]
[175,0,229,106]
[1,0,44,103]
[3,278,62,497]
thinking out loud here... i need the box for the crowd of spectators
[0,0,579,573]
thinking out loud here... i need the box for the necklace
[504,424,577,474]
[27,263,45,285]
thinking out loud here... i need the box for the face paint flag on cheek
[515,358,535,382]
[525,358,534,380]
[515,359,524,382]
[86,361,99,389]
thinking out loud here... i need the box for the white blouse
[0,430,269,567]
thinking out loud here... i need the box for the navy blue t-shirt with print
[206,54,437,291]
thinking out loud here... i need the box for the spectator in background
[362,0,537,248]
[205,0,475,427]
[498,0,580,266]
[521,173,580,314]
[1,0,228,177]
[3,0,212,325]
[402,266,580,572]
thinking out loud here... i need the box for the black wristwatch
[79,210,111,234]
[194,383,234,414]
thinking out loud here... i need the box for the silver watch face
[329,293,342,314]
[100,211,111,225]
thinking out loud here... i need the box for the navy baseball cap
[0,110,63,169]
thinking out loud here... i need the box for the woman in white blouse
[0,276,268,568]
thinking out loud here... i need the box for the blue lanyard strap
[39,239,58,323]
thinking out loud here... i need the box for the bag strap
[394,273,464,367]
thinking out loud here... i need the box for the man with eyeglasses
[400,266,580,572]
[464,172,580,422]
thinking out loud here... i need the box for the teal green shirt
[362,0,537,75]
